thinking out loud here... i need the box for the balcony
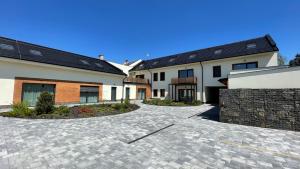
[124,77,149,84]
[171,77,197,84]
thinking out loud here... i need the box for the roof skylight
[139,64,144,68]
[29,49,42,56]
[152,61,158,65]
[0,43,14,51]
[80,60,90,65]
[169,58,176,62]
[214,49,222,55]
[95,63,103,68]
[189,54,196,59]
[246,43,257,49]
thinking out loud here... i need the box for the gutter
[200,62,204,102]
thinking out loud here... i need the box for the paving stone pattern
[220,89,300,131]
[0,102,300,168]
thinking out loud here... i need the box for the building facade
[129,35,280,103]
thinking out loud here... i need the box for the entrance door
[111,87,117,101]
[137,88,146,100]
[125,87,130,99]
[178,89,194,102]
[22,83,55,106]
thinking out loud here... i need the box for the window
[189,54,196,59]
[29,49,42,56]
[153,73,158,81]
[178,69,194,78]
[246,43,257,49]
[213,66,221,77]
[160,89,165,97]
[214,49,222,55]
[160,72,165,81]
[153,89,158,97]
[169,58,175,62]
[95,63,103,68]
[80,60,90,65]
[0,43,14,51]
[136,74,144,79]
[80,86,99,103]
[152,61,158,65]
[232,62,258,70]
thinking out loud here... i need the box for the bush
[143,98,202,106]
[2,102,33,117]
[53,106,70,116]
[69,106,96,117]
[124,98,130,106]
[35,92,55,115]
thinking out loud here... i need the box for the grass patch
[143,99,202,106]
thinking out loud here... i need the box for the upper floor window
[213,66,221,77]
[178,69,194,78]
[160,72,165,81]
[136,74,144,79]
[232,62,258,70]
[153,73,158,81]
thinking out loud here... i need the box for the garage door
[22,83,55,106]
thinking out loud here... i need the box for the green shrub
[124,98,130,106]
[6,102,33,117]
[35,92,55,115]
[53,106,70,116]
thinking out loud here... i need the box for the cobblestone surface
[0,102,300,169]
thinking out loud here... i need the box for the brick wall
[220,89,300,131]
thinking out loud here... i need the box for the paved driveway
[0,103,300,169]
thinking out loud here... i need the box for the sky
[0,0,299,63]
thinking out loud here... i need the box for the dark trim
[232,61,258,70]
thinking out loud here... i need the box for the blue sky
[0,0,299,63]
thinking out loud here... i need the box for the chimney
[99,54,104,60]
[124,59,129,65]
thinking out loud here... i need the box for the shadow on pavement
[197,106,220,122]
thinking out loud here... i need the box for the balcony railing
[171,77,197,84]
[124,77,149,84]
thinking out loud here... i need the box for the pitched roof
[0,37,126,76]
[131,34,279,71]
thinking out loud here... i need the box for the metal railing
[171,77,197,84]
[124,77,149,84]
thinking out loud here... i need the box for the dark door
[178,89,194,102]
[125,87,130,99]
[111,87,117,101]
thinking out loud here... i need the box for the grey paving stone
[0,102,299,168]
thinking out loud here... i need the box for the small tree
[35,92,54,114]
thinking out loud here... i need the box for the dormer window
[247,43,257,49]
[0,43,14,51]
[80,60,90,65]
[214,49,222,55]
[29,49,42,56]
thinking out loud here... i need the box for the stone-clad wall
[219,89,300,131]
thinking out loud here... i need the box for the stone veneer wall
[219,89,300,131]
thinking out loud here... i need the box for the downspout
[121,76,127,103]
[199,62,204,102]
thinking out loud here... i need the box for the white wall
[0,58,125,105]
[130,52,278,102]
[124,84,137,100]
[229,66,300,89]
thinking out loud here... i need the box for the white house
[129,35,280,103]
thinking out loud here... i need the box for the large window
[153,73,158,81]
[22,83,55,106]
[213,66,221,77]
[160,89,165,97]
[153,89,158,97]
[178,69,194,78]
[80,86,99,103]
[232,62,258,70]
[160,72,165,81]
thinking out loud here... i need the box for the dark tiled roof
[131,35,279,71]
[0,37,126,76]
